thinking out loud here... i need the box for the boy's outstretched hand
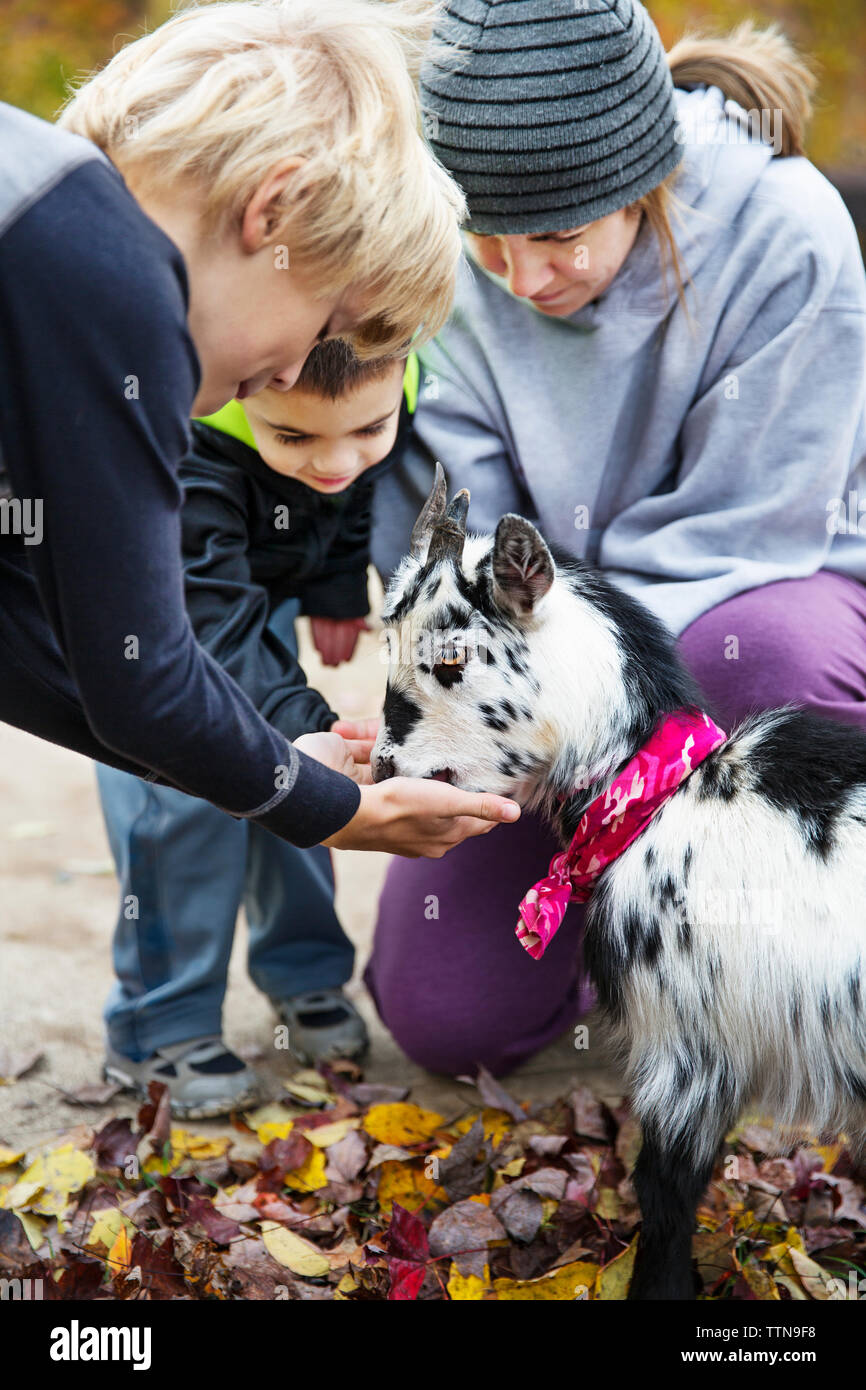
[310,616,369,666]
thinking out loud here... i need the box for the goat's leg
[629,1125,725,1300]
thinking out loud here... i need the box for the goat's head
[371,465,644,809]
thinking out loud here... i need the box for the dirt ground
[0,591,623,1150]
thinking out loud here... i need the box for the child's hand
[310,616,369,666]
[330,716,380,767]
[294,730,373,785]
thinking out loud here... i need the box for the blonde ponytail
[666,21,816,158]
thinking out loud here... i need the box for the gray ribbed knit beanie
[420,0,683,234]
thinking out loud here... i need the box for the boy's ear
[491,514,554,616]
[241,158,306,252]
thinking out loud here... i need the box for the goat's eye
[439,645,466,668]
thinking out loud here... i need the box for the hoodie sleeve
[598,191,866,637]
[0,154,360,847]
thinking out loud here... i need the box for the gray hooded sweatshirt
[371,85,866,636]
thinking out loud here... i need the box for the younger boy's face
[242,364,405,493]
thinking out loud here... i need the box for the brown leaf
[429,1199,506,1278]
[0,1047,43,1082]
[58,1080,123,1107]
[91,1116,138,1170]
[490,1187,543,1243]
[570,1085,609,1141]
[324,1130,367,1183]
[470,1064,525,1123]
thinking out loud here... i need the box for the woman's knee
[679,574,866,723]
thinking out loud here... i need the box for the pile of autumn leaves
[1,1062,865,1300]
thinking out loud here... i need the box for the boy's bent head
[242,340,406,494]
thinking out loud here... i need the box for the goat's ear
[491,514,554,616]
[410,461,447,558]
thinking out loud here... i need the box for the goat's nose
[372,755,396,783]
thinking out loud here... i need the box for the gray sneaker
[104,1035,264,1119]
[271,990,369,1066]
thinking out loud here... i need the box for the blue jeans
[96,601,353,1060]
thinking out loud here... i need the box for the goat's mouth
[427,767,456,784]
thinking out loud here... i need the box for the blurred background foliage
[0,0,863,245]
[0,0,863,167]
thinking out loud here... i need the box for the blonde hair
[635,21,817,311]
[58,0,466,359]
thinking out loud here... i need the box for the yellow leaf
[813,1142,843,1173]
[169,1129,231,1160]
[595,1236,638,1301]
[284,1148,328,1193]
[107,1224,132,1273]
[245,1102,297,1131]
[595,1187,620,1220]
[260,1221,329,1277]
[789,1246,835,1301]
[741,1262,781,1300]
[363,1103,444,1147]
[3,1145,94,1216]
[334,1272,360,1300]
[305,1119,359,1149]
[0,1146,24,1166]
[16,1211,46,1252]
[468,1193,492,1206]
[497,1157,526,1179]
[257,1121,294,1145]
[447,1263,493,1300]
[282,1079,333,1106]
[377,1160,445,1215]
[494,1260,599,1301]
[87,1208,135,1250]
[452,1108,512,1145]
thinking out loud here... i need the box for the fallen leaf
[493,1259,599,1300]
[595,1236,638,1300]
[2,1145,95,1216]
[377,1160,443,1215]
[363,1103,444,1147]
[260,1220,329,1277]
[283,1148,328,1193]
[0,1047,43,1084]
[570,1085,609,1141]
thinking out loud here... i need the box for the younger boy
[97,341,418,1118]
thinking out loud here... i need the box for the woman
[0,1,521,875]
[368,3,866,1076]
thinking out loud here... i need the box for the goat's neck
[521,580,672,843]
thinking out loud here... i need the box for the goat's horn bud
[427,487,469,564]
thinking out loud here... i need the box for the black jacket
[183,399,411,739]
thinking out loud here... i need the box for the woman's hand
[321,777,521,858]
[310,616,369,666]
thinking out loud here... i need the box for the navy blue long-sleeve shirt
[0,102,360,846]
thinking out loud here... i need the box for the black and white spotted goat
[372,464,866,1300]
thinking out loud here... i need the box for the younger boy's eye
[275,433,309,446]
[356,423,387,437]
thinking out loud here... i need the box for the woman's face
[465,207,642,316]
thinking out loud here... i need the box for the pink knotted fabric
[515,709,727,960]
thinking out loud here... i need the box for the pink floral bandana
[516,709,728,960]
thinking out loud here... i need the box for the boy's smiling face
[242,361,405,493]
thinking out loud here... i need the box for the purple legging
[364,572,866,1077]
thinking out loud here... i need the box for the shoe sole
[103,1063,263,1121]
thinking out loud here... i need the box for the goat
[371,464,866,1300]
